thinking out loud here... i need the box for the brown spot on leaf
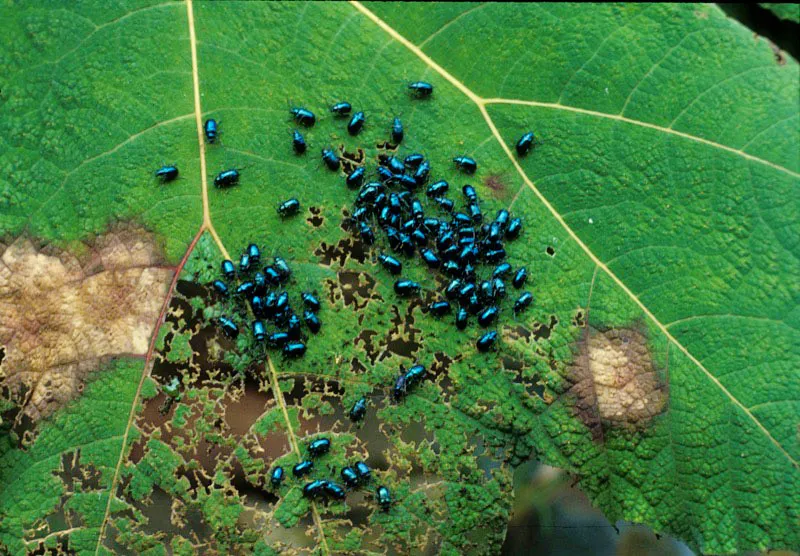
[568,327,666,440]
[483,174,507,195]
[0,227,172,422]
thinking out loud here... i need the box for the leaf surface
[0,2,797,555]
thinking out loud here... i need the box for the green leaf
[760,3,800,23]
[0,2,797,555]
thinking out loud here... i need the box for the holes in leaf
[307,206,324,228]
[546,246,555,256]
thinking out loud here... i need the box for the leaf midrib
[349,0,798,467]
[94,1,331,553]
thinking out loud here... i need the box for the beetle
[455,307,469,330]
[212,279,229,296]
[404,153,425,168]
[444,279,462,300]
[426,180,449,198]
[514,291,533,314]
[218,317,239,339]
[291,107,316,127]
[478,280,494,301]
[359,221,375,245]
[376,486,392,511]
[347,111,365,135]
[492,277,507,299]
[453,212,471,227]
[395,173,418,190]
[512,267,527,288]
[286,312,303,339]
[428,300,451,317]
[341,466,359,486]
[267,331,290,348]
[411,199,424,222]
[408,81,434,97]
[411,229,427,247]
[331,101,352,116]
[422,217,440,234]
[293,460,314,477]
[487,222,503,243]
[253,272,267,292]
[322,148,340,171]
[274,256,292,278]
[155,165,179,182]
[458,281,477,300]
[394,279,421,296]
[278,198,300,217]
[477,306,499,327]
[356,182,383,206]
[378,253,402,275]
[454,156,478,174]
[324,481,347,500]
[247,243,261,264]
[462,184,478,202]
[252,320,266,342]
[309,438,331,457]
[349,397,367,422]
[292,130,307,154]
[301,292,321,312]
[493,262,512,279]
[355,461,371,481]
[392,373,408,401]
[382,155,405,175]
[214,169,240,188]
[476,330,498,352]
[304,310,321,334]
[346,166,365,188]
[251,295,265,317]
[303,480,327,498]
[468,202,482,224]
[516,131,536,157]
[494,209,510,230]
[236,281,255,297]
[404,364,426,385]
[434,196,454,213]
[270,466,285,487]
[506,217,522,239]
[420,248,441,269]
[413,160,430,185]
[283,341,307,358]
[484,248,506,263]
[204,118,218,143]
[376,165,395,184]
[262,265,282,286]
[391,116,404,144]
[239,253,251,272]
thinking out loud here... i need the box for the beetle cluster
[270,437,391,510]
[344,160,532,353]
[211,243,321,359]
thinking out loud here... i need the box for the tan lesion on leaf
[569,327,666,438]
[0,226,172,422]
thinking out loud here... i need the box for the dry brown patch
[0,227,172,422]
[569,327,666,439]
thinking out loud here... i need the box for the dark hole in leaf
[546,246,555,256]
[532,316,559,341]
[306,205,324,228]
